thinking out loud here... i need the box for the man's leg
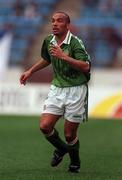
[64,120,80,173]
[40,113,68,166]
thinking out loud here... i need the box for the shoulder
[70,34,85,50]
[43,34,53,43]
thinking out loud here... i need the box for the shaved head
[53,11,70,24]
[51,11,70,36]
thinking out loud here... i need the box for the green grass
[0,116,122,180]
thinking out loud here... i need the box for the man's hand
[49,45,90,73]
[20,70,32,85]
[49,45,67,59]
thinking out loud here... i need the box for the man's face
[51,13,69,35]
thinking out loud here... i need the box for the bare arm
[61,55,89,73]
[49,45,90,73]
[28,58,50,74]
[20,58,50,85]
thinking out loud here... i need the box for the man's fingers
[49,48,56,55]
[49,45,62,58]
[49,45,59,51]
[49,47,56,52]
[20,75,27,85]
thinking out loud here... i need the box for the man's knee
[65,133,75,143]
[40,121,52,134]
[39,113,60,135]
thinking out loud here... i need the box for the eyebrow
[52,17,65,21]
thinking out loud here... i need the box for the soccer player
[20,11,91,173]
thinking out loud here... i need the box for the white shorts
[42,85,88,123]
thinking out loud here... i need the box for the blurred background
[0,2,122,179]
[0,0,122,119]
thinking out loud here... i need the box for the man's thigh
[40,113,61,133]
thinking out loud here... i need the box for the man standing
[20,11,91,173]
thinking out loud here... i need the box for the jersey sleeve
[41,39,51,63]
[72,39,91,63]
[72,38,91,81]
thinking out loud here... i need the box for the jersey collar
[50,30,72,46]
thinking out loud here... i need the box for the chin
[53,31,60,35]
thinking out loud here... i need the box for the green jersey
[41,31,91,87]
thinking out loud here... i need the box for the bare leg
[64,120,79,143]
[40,113,61,134]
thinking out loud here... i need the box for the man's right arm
[20,58,50,85]
[28,58,50,74]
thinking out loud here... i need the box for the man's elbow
[82,63,90,73]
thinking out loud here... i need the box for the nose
[52,20,57,26]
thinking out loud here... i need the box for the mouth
[52,28,59,33]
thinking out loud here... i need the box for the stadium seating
[1,0,122,68]
[0,0,56,66]
[73,0,122,68]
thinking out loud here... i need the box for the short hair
[54,11,70,24]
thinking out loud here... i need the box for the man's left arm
[49,45,90,73]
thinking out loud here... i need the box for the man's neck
[55,31,68,46]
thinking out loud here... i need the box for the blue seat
[9,16,43,27]
[94,42,113,67]
[10,50,25,64]
[0,16,9,25]
[0,0,15,3]
[35,0,56,5]
[0,8,13,15]
[11,38,28,50]
[13,27,38,37]
[38,5,51,16]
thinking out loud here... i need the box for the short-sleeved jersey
[41,31,91,87]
